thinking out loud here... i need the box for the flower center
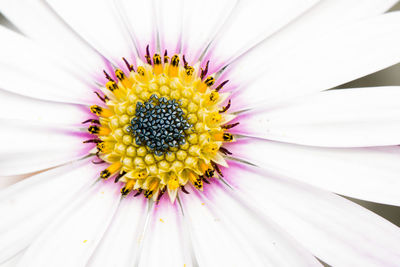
[84,47,238,203]
[129,95,191,156]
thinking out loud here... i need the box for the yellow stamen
[144,179,160,198]
[198,76,215,93]
[168,55,180,77]
[213,132,233,142]
[100,161,122,179]
[121,179,135,195]
[188,171,203,190]
[153,54,163,75]
[90,105,113,117]
[184,66,194,84]
[106,81,119,92]
[115,69,132,88]
[199,162,214,178]
[88,125,111,136]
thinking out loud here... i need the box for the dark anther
[171,55,179,67]
[222,133,233,141]
[202,176,210,184]
[121,186,130,196]
[103,70,114,81]
[92,159,105,164]
[88,125,100,134]
[205,168,215,178]
[82,119,100,125]
[156,188,166,204]
[114,171,127,183]
[145,45,152,64]
[100,169,111,179]
[153,53,161,65]
[106,81,119,92]
[219,99,231,113]
[115,69,125,81]
[83,139,102,144]
[90,105,102,115]
[219,147,232,155]
[204,76,215,87]
[164,49,169,63]
[181,186,190,194]
[134,189,143,197]
[211,161,223,177]
[182,55,188,68]
[215,80,229,92]
[122,57,135,72]
[200,60,210,79]
[222,122,240,130]
[94,91,108,103]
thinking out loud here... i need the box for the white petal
[228,10,400,109]
[225,163,400,266]
[0,251,24,267]
[0,120,91,176]
[137,199,191,267]
[117,0,157,58]
[227,0,397,76]
[17,180,121,267]
[0,160,98,264]
[233,86,400,147]
[0,89,89,127]
[203,0,318,71]
[0,176,26,191]
[226,138,400,206]
[180,186,321,267]
[87,196,148,267]
[181,0,238,64]
[0,26,100,105]
[46,0,134,65]
[153,0,183,55]
[0,0,110,82]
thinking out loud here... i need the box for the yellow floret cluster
[86,53,236,203]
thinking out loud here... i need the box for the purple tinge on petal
[60,129,96,156]
[151,195,182,219]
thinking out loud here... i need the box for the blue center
[128,94,191,156]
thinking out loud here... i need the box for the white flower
[1,0,400,266]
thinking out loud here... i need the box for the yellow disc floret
[85,49,237,203]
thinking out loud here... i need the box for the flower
[1,0,400,266]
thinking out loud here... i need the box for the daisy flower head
[1,0,400,266]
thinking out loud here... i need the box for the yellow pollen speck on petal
[86,54,236,202]
[83,240,88,243]
[159,218,164,223]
